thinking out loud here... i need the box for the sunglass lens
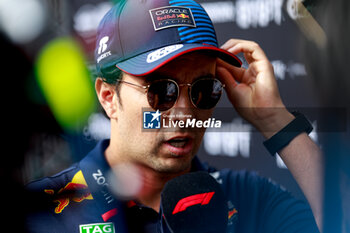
[147,80,178,111]
[191,79,223,109]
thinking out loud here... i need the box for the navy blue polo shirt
[26,139,319,233]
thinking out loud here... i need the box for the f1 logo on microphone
[172,192,215,214]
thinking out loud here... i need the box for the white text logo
[80,222,115,233]
[146,44,183,63]
[98,36,109,54]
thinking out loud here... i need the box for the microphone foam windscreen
[160,171,228,233]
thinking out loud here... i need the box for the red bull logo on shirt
[44,170,93,214]
[228,208,238,219]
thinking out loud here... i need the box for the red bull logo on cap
[177,13,189,19]
[149,6,196,31]
[44,170,93,214]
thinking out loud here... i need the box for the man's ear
[95,78,118,119]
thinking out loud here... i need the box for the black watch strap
[263,112,313,156]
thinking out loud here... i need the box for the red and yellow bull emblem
[44,170,93,214]
[177,13,190,19]
[228,208,238,220]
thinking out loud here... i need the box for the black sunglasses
[117,77,225,111]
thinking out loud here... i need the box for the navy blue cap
[95,0,242,78]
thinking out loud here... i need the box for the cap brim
[116,44,242,77]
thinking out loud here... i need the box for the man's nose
[173,85,193,109]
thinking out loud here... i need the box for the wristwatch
[263,112,313,156]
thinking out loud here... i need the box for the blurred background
[0,0,348,232]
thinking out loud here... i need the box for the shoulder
[201,160,283,198]
[25,163,88,216]
[213,169,319,232]
[211,169,276,193]
[214,168,302,208]
[24,140,111,233]
[26,164,80,192]
[25,163,92,212]
[25,164,96,233]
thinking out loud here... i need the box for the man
[26,0,323,232]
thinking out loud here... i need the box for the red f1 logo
[172,192,215,214]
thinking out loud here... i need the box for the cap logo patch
[97,36,111,63]
[98,36,109,55]
[146,44,184,63]
[149,6,196,31]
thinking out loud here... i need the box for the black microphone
[160,171,228,233]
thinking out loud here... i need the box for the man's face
[112,52,217,174]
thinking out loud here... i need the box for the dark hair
[100,65,123,85]
[91,64,124,110]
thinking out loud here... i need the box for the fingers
[215,65,245,107]
[216,66,237,88]
[221,39,269,64]
[218,38,285,117]
[217,58,268,85]
[219,39,275,82]
[218,38,276,88]
[216,58,245,83]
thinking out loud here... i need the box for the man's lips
[163,135,194,156]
